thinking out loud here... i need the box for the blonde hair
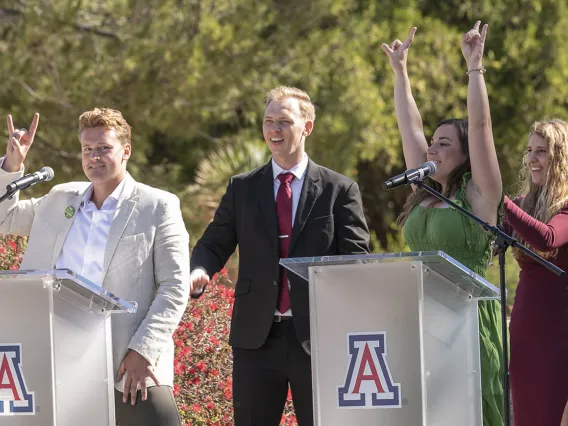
[78,108,132,145]
[513,118,568,259]
[265,86,316,122]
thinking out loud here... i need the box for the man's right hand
[4,113,40,173]
[190,268,210,299]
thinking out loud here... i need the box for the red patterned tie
[276,172,294,314]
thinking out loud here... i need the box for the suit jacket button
[273,280,278,286]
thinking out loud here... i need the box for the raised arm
[381,27,428,174]
[4,113,39,173]
[0,113,42,236]
[461,22,502,205]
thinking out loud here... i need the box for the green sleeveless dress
[402,174,504,426]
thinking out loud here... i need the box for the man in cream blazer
[0,110,189,426]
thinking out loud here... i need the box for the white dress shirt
[56,175,135,285]
[272,153,309,316]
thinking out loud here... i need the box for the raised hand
[4,113,40,172]
[381,27,417,73]
[461,21,488,70]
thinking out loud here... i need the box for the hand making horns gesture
[381,27,417,73]
[5,113,40,172]
[461,21,488,71]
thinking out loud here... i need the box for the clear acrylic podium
[0,269,137,426]
[281,251,500,426]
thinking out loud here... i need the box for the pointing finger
[402,27,417,49]
[28,113,40,139]
[7,115,14,136]
[473,20,481,32]
[481,23,488,43]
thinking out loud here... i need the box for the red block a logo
[337,332,401,408]
[0,344,35,415]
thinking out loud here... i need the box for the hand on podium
[116,349,160,405]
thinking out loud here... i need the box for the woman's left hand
[461,21,488,70]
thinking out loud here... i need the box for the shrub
[0,235,26,270]
[0,235,298,425]
[174,268,297,425]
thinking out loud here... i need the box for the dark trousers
[232,318,313,426]
[115,386,181,426]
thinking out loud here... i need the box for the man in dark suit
[190,86,370,426]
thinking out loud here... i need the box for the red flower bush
[0,235,26,270]
[1,234,299,425]
[174,268,297,425]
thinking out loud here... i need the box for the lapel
[289,160,322,252]
[256,161,279,252]
[50,189,87,267]
[101,184,138,281]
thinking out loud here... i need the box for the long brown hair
[397,119,470,226]
[513,119,568,259]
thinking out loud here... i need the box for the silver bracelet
[466,66,487,75]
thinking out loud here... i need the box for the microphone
[6,167,55,193]
[383,161,437,189]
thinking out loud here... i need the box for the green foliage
[3,0,567,307]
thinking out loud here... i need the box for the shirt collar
[272,153,309,182]
[81,173,135,211]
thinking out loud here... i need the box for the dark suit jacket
[191,158,370,349]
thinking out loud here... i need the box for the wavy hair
[513,119,568,259]
[397,119,470,226]
[78,108,132,146]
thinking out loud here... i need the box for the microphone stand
[0,187,18,203]
[411,178,564,426]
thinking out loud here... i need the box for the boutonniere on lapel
[64,206,75,219]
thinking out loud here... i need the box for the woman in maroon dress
[504,119,568,426]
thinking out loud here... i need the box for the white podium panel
[281,252,499,426]
[0,270,136,426]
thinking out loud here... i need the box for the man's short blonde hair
[265,86,316,122]
[78,108,132,145]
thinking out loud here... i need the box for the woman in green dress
[381,22,504,425]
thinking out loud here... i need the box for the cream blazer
[0,169,189,389]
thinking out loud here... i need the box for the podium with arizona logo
[0,269,136,426]
[280,251,501,426]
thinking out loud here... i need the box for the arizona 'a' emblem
[337,332,401,408]
[0,344,35,415]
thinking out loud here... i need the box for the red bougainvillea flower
[172,268,297,425]
[173,384,181,396]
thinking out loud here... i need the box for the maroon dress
[503,196,568,426]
